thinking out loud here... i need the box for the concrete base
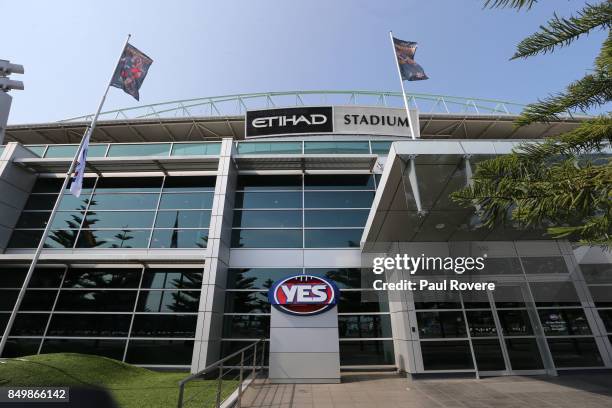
[268,308,340,384]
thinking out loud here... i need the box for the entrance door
[474,283,548,375]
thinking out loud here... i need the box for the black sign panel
[246,106,333,137]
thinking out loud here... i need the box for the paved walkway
[240,371,612,408]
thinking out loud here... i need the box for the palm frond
[512,2,612,59]
[483,0,538,10]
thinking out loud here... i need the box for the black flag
[392,37,428,81]
[110,43,153,100]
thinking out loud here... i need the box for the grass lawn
[0,353,237,408]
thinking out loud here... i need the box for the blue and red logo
[269,275,339,316]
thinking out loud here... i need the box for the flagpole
[389,31,416,140]
[0,34,132,357]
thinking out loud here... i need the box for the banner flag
[69,133,90,197]
[392,37,428,81]
[110,43,153,101]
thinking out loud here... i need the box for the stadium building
[0,91,611,377]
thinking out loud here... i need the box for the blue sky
[3,0,607,124]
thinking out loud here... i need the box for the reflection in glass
[159,193,213,209]
[304,191,374,208]
[224,291,270,314]
[233,210,301,228]
[338,315,392,338]
[231,229,302,248]
[522,257,568,274]
[497,310,534,336]
[226,268,300,290]
[150,229,208,248]
[305,229,362,248]
[304,210,369,228]
[538,309,591,336]
[141,269,203,289]
[131,315,197,338]
[155,210,211,228]
[76,229,151,248]
[222,315,270,338]
[234,192,302,208]
[466,311,498,337]
[42,339,126,360]
[83,211,155,229]
[47,314,131,337]
[417,311,467,339]
[63,268,141,289]
[89,194,159,210]
[136,290,200,313]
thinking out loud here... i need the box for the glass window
[226,268,301,290]
[1,338,42,358]
[46,314,131,337]
[0,290,18,311]
[10,313,49,336]
[305,229,362,248]
[62,268,141,289]
[8,230,43,249]
[339,340,394,365]
[478,258,523,275]
[417,311,467,339]
[55,290,137,312]
[0,268,26,288]
[45,144,107,158]
[29,268,65,288]
[21,290,58,311]
[150,229,208,248]
[304,141,370,154]
[304,191,374,208]
[107,143,170,157]
[472,339,506,371]
[466,311,498,337]
[338,291,389,313]
[538,309,592,336]
[131,315,197,338]
[305,268,365,290]
[25,145,46,157]
[589,286,612,307]
[420,341,473,370]
[49,211,86,229]
[15,212,52,229]
[155,210,211,228]
[163,176,216,192]
[338,315,392,338]
[136,290,200,313]
[235,192,301,208]
[305,210,369,228]
[370,141,393,155]
[83,211,155,229]
[598,310,612,332]
[530,281,581,307]
[45,230,79,249]
[494,286,527,308]
[304,175,375,190]
[41,339,126,360]
[89,194,159,210]
[222,315,270,339]
[237,142,302,155]
[414,291,462,310]
[94,177,162,193]
[141,269,202,290]
[547,338,604,367]
[581,264,612,284]
[24,194,90,211]
[125,340,194,365]
[158,192,213,209]
[31,177,95,194]
[224,291,270,314]
[231,229,302,248]
[76,230,151,248]
[505,338,544,370]
[171,143,221,156]
[237,175,302,191]
[233,210,301,228]
[521,257,568,274]
[497,310,534,336]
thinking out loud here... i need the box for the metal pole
[0,34,131,357]
[252,343,257,379]
[389,31,417,140]
[237,351,244,407]
[215,363,223,408]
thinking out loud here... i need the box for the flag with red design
[110,43,153,101]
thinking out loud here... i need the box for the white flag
[69,133,90,197]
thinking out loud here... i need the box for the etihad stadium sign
[245,106,419,138]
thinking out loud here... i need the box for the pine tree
[452,1,612,246]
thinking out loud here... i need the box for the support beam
[401,155,424,215]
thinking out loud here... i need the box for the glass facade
[221,267,394,366]
[8,176,214,249]
[231,174,376,249]
[0,266,201,366]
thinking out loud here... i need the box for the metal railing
[177,339,266,408]
[59,90,529,122]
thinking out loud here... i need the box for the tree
[452,0,612,246]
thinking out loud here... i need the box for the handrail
[177,339,266,408]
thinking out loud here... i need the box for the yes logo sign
[269,275,339,316]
